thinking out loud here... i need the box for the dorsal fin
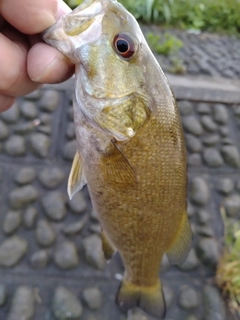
[68,151,87,199]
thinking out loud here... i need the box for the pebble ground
[0,26,239,320]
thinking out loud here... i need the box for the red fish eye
[113,34,135,59]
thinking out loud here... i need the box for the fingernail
[33,57,70,83]
[0,95,16,112]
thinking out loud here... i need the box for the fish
[43,0,192,318]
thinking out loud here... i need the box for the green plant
[147,32,183,56]
[216,207,240,317]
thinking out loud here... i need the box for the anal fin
[101,230,115,261]
[166,213,192,265]
[68,151,87,200]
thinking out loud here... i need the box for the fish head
[43,0,161,141]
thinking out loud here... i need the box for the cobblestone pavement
[0,27,240,320]
[141,25,240,79]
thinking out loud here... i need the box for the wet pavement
[0,29,240,320]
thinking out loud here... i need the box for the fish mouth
[42,0,112,59]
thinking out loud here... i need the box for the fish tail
[116,278,166,319]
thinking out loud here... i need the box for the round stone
[196,103,211,114]
[37,125,51,135]
[178,285,199,309]
[197,226,214,237]
[178,101,193,116]
[54,241,79,270]
[68,192,87,214]
[63,140,78,161]
[203,285,226,320]
[36,220,56,247]
[15,167,36,185]
[222,138,233,146]
[9,185,38,209]
[39,90,59,112]
[14,122,35,135]
[0,284,7,306]
[202,135,220,146]
[0,120,9,141]
[219,126,229,137]
[1,102,19,123]
[29,133,51,158]
[38,167,65,189]
[39,113,52,124]
[89,223,101,234]
[82,235,105,270]
[20,101,38,119]
[42,191,67,221]
[213,104,228,124]
[203,148,223,168]
[217,178,234,195]
[196,210,210,225]
[0,236,28,267]
[8,286,35,320]
[188,153,202,167]
[30,250,49,269]
[185,134,202,153]
[82,287,102,310]
[23,207,38,229]
[196,238,219,268]
[201,116,218,132]
[5,135,26,156]
[221,146,240,168]
[63,215,89,236]
[178,249,199,271]
[182,116,203,136]
[223,194,240,217]
[66,123,76,139]
[3,210,22,234]
[190,177,209,206]
[52,286,83,320]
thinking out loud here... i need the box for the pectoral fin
[102,140,137,188]
[101,230,115,261]
[68,151,87,200]
[166,213,192,265]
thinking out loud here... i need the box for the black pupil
[116,39,129,53]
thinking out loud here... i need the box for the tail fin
[116,279,166,319]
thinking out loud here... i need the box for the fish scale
[43,0,192,318]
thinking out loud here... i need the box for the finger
[0,0,71,35]
[0,33,40,96]
[28,42,74,83]
[0,95,16,112]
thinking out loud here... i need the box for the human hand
[0,0,74,111]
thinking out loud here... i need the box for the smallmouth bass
[43,0,192,318]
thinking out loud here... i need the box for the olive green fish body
[43,0,192,317]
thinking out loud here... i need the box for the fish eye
[113,34,135,59]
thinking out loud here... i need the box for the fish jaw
[42,0,118,63]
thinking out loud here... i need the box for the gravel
[52,286,83,320]
[82,287,102,310]
[82,235,105,270]
[0,236,28,267]
[9,185,38,209]
[7,286,35,320]
[42,191,67,221]
[15,167,36,185]
[54,241,79,270]
[3,210,22,234]
[38,167,65,189]
[5,135,26,156]
[36,220,56,247]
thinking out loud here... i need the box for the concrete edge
[42,74,240,104]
